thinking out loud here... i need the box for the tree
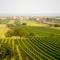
[13,28,28,37]
[54,24,60,27]
[5,30,14,37]
[0,43,14,60]
[29,32,36,36]
[22,23,27,25]
[6,20,28,37]
[5,28,28,38]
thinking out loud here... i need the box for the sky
[0,0,60,16]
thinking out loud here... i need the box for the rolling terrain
[0,19,60,60]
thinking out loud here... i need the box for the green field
[0,19,60,60]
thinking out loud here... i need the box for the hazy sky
[0,0,60,16]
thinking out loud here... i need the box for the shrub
[54,24,60,27]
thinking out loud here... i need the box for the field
[0,19,60,60]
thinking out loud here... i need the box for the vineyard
[0,36,60,60]
[0,19,60,60]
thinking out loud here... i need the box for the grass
[16,45,22,60]
[0,24,9,38]
[26,20,48,27]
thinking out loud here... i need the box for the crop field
[0,18,60,60]
[0,36,60,60]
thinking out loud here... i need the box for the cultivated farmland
[0,17,60,60]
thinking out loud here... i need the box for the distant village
[0,16,60,24]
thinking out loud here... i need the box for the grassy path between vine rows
[16,44,22,60]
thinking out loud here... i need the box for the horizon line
[0,13,60,16]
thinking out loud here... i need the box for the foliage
[18,36,60,60]
[7,20,21,30]
[54,24,60,27]
[0,43,14,60]
[0,19,9,24]
[5,30,14,37]
[22,23,27,25]
[29,32,36,36]
[15,29,28,37]
[5,28,28,37]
